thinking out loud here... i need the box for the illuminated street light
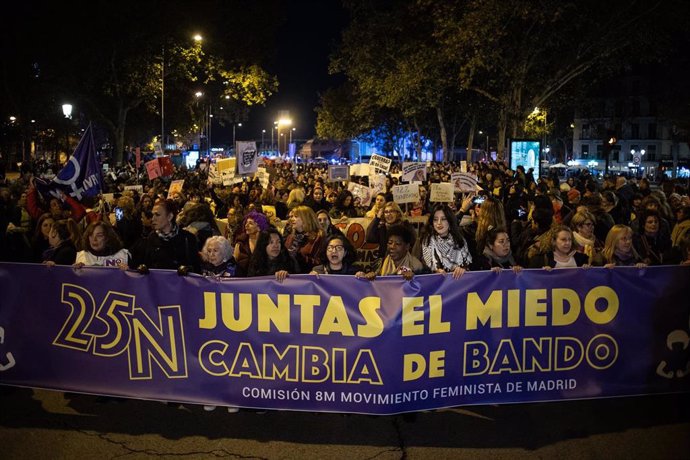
[233,122,242,147]
[62,104,73,118]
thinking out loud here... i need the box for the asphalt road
[0,387,688,459]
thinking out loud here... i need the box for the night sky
[239,0,347,143]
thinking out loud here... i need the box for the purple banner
[0,262,688,414]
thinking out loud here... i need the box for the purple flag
[36,124,102,200]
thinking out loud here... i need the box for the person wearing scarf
[420,204,471,279]
[132,199,200,273]
[591,224,646,268]
[359,224,424,281]
[475,227,522,273]
[570,210,603,262]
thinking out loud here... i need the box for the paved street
[0,387,688,459]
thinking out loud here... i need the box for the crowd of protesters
[1,157,690,281]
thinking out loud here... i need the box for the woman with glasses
[570,209,603,262]
[365,201,416,259]
[309,235,359,275]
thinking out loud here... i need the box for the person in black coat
[43,219,77,265]
[131,199,200,273]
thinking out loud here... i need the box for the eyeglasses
[326,245,344,252]
[582,222,594,227]
[384,210,398,214]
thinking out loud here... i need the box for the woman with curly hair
[528,225,589,269]
[233,210,270,277]
[74,221,130,269]
[200,235,236,278]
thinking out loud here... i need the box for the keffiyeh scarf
[422,235,472,272]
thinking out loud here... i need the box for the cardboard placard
[391,183,420,204]
[430,182,454,202]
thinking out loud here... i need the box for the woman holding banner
[360,224,424,281]
[528,225,590,269]
[591,224,647,268]
[233,210,270,277]
[475,226,522,272]
[131,199,200,273]
[248,228,299,281]
[310,235,359,275]
[419,204,472,278]
[74,221,130,269]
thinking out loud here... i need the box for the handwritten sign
[430,182,455,202]
[391,183,420,204]
[216,158,236,186]
[369,154,392,173]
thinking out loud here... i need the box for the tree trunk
[412,118,423,160]
[467,116,476,163]
[497,108,508,161]
[112,105,129,166]
[436,106,449,162]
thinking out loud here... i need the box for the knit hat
[567,188,581,203]
[243,211,269,232]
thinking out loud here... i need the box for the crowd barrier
[0,262,688,415]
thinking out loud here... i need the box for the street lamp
[261,129,266,152]
[277,117,292,156]
[233,122,242,148]
[194,91,203,152]
[478,130,489,161]
[290,127,296,145]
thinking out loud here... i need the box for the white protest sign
[430,182,455,202]
[123,185,143,194]
[369,154,392,173]
[392,183,420,204]
[460,161,467,173]
[369,174,387,195]
[207,163,222,185]
[350,163,370,177]
[402,162,427,183]
[451,172,478,193]
[255,167,269,189]
[347,182,373,207]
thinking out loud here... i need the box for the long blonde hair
[601,224,640,263]
[475,197,507,250]
[287,188,305,209]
